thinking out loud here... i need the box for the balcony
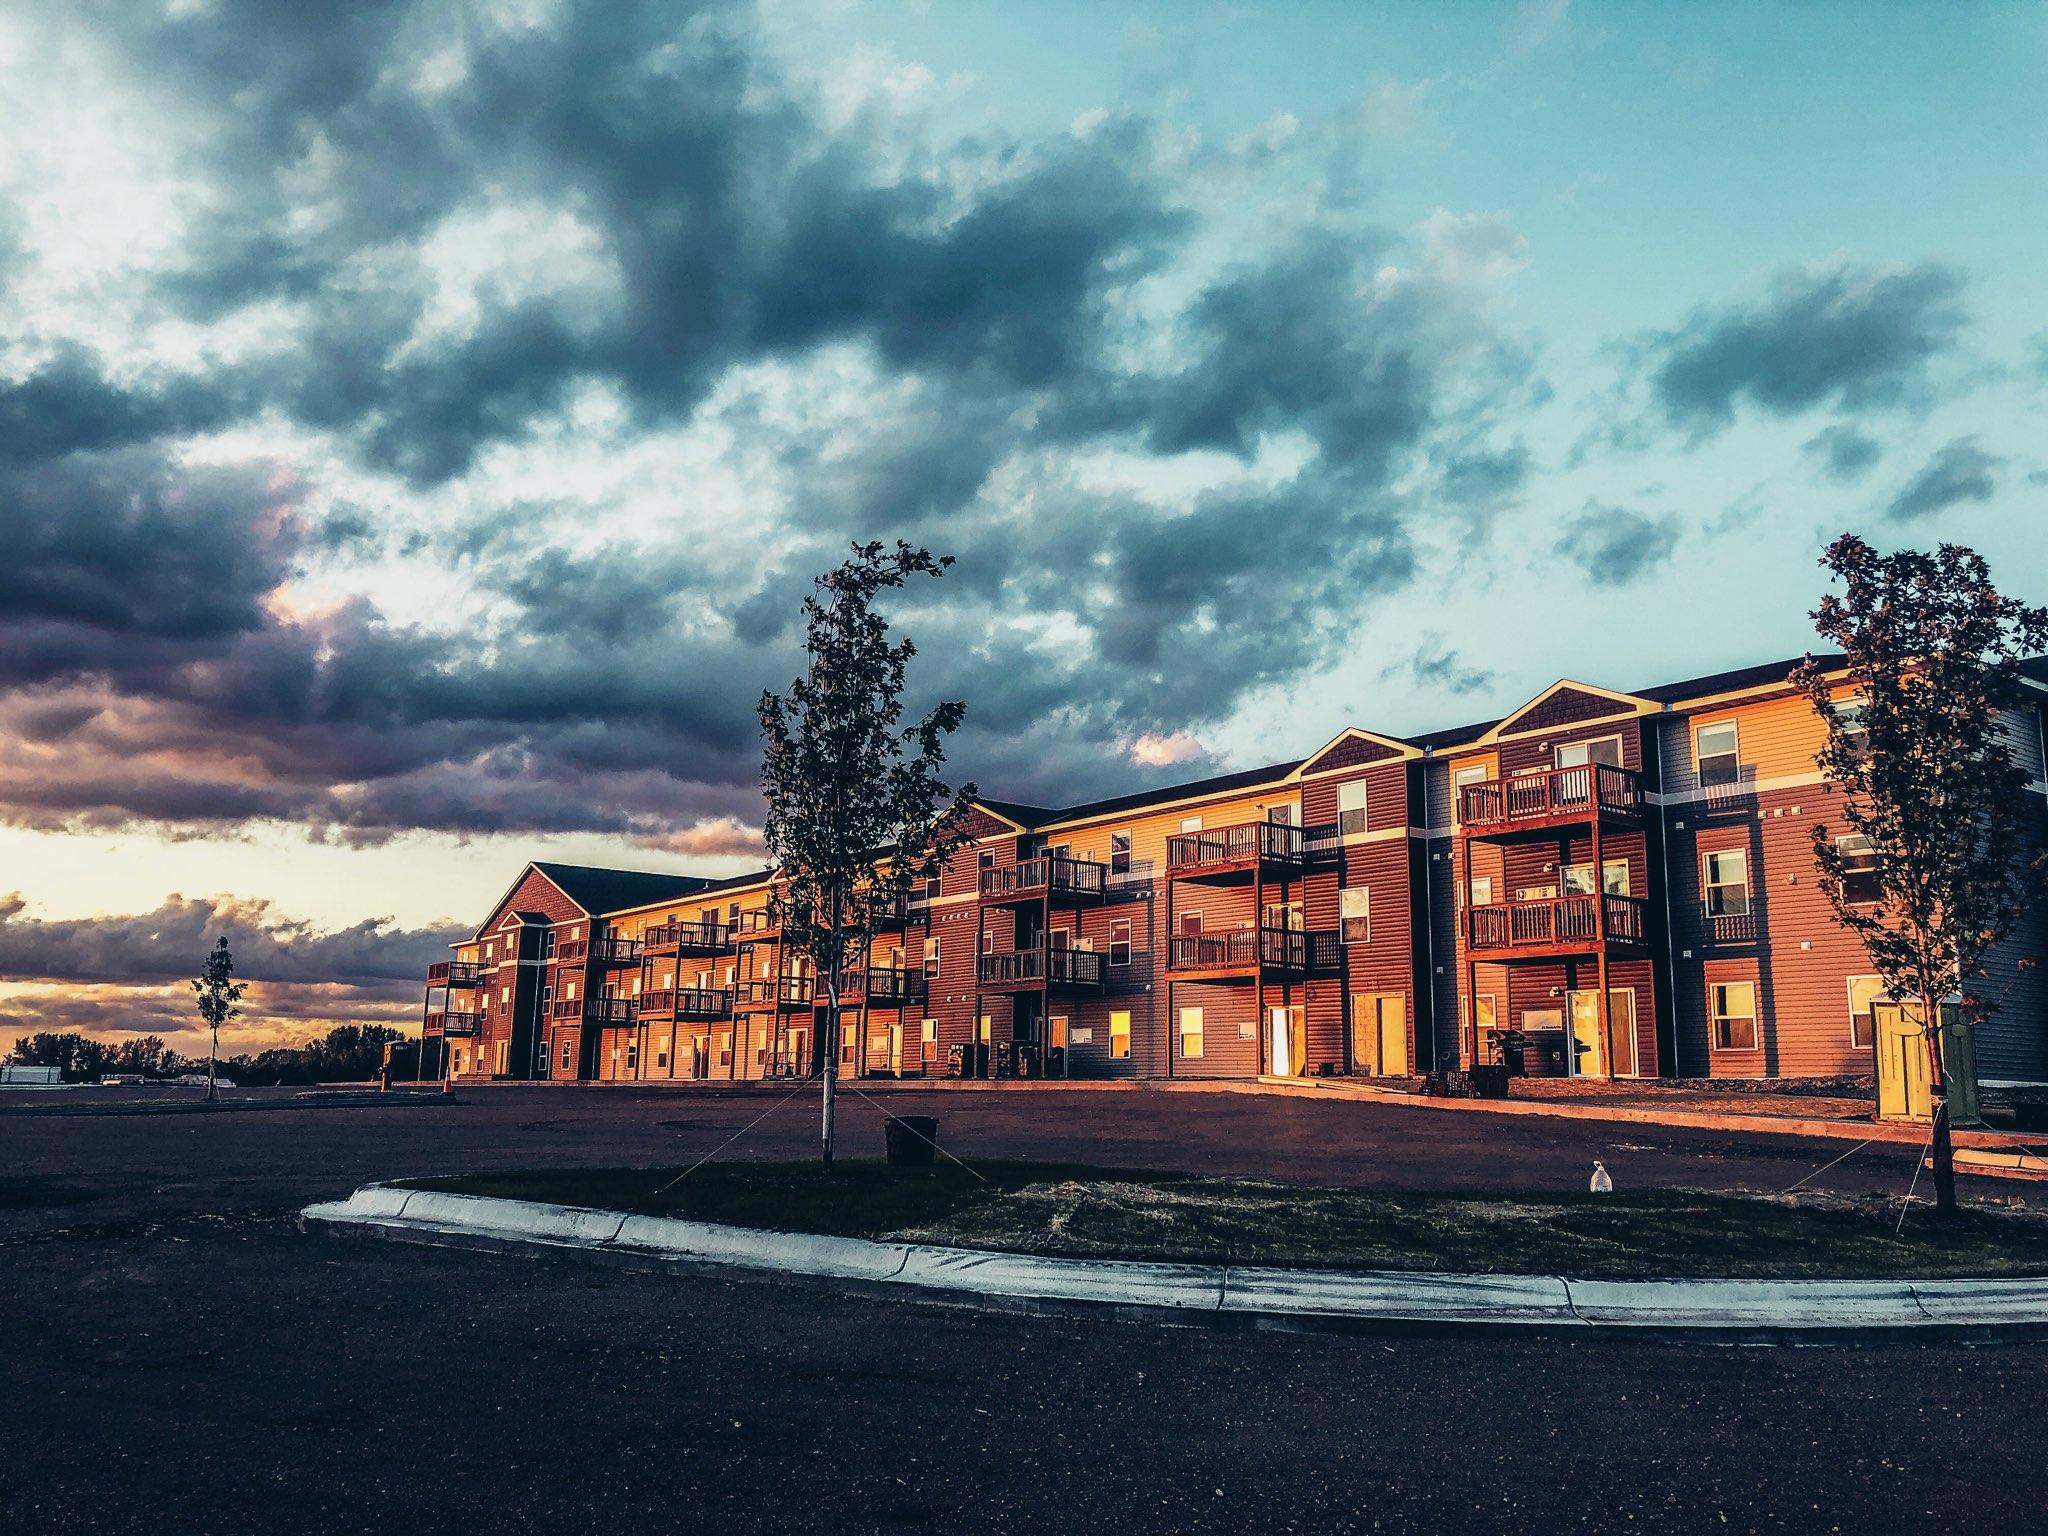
[979,855,1110,907]
[554,938,588,966]
[1166,926,1341,978]
[733,910,783,944]
[734,974,813,1012]
[426,1010,482,1037]
[1457,763,1641,838]
[640,920,731,956]
[976,948,1108,993]
[863,966,929,1008]
[636,987,734,1022]
[1465,893,1648,958]
[1166,820,1308,882]
[869,892,916,930]
[426,961,482,988]
[550,997,634,1026]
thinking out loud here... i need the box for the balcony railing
[590,936,640,968]
[1466,893,1647,953]
[1166,820,1306,877]
[550,997,634,1026]
[554,938,588,966]
[1166,926,1339,974]
[1703,905,1761,946]
[426,1010,482,1037]
[426,961,482,987]
[637,987,734,1021]
[1457,763,1640,833]
[733,910,782,942]
[640,920,731,955]
[976,949,1108,989]
[736,974,813,1010]
[863,966,929,1007]
[979,855,1110,905]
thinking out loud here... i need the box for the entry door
[1604,990,1638,1078]
[1874,1003,1932,1121]
[1351,993,1408,1075]
[1566,991,1605,1077]
[888,1023,904,1077]
[788,1025,811,1077]
[1269,1006,1306,1077]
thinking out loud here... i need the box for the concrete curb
[0,1090,458,1118]
[301,1185,2048,1343]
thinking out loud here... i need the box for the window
[1178,1007,1205,1059]
[978,849,995,869]
[1178,911,1203,936]
[1263,900,1303,931]
[1268,803,1295,826]
[1565,860,1631,897]
[1179,816,1203,833]
[921,1019,938,1064]
[560,1040,573,1072]
[923,938,941,978]
[1471,993,1498,1063]
[1110,1011,1132,1059]
[1836,835,1881,906]
[1452,763,1489,825]
[1556,736,1623,769]
[569,924,581,941]
[1340,886,1370,945]
[717,1030,733,1066]
[1110,831,1132,874]
[625,1041,639,1072]
[1466,875,1495,907]
[1847,976,1886,1049]
[540,930,556,959]
[500,986,511,1005]
[980,927,994,955]
[1832,696,1870,751]
[1338,780,1368,838]
[1710,981,1759,1051]
[1702,849,1750,917]
[1695,722,1740,788]
[656,1048,669,1070]
[1109,918,1132,967]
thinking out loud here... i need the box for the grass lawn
[397,1160,2048,1280]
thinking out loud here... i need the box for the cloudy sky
[2,0,2043,1054]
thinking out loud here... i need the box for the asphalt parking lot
[7,1084,2045,1534]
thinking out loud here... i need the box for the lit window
[1110,1011,1132,1059]
[921,1019,937,1064]
[1178,1007,1205,1059]
[1696,722,1740,788]
[1340,886,1370,944]
[1710,981,1759,1051]
[1565,861,1631,897]
[1702,850,1750,917]
[923,939,941,978]
[1467,876,1494,908]
[1338,781,1368,838]
[1836,835,1881,906]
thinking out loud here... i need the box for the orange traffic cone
[441,1075,454,1097]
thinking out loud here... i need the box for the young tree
[192,936,247,1105]
[1795,535,2048,1216]
[759,542,975,1165]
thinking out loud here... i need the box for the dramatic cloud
[1554,504,1676,586]
[1884,435,2003,521]
[1802,423,1883,484]
[1384,641,1495,697]
[1633,260,1966,437]
[0,0,1543,835]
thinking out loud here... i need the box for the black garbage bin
[884,1115,939,1167]
[1470,1064,1511,1099]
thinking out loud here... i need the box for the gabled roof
[973,797,1054,830]
[1293,726,1420,775]
[1032,758,1304,831]
[1477,679,1659,743]
[531,862,716,915]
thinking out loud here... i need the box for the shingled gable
[1292,727,1418,777]
[467,861,715,940]
[1480,680,1657,742]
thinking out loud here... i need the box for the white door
[1269,1007,1293,1077]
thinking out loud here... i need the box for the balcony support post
[1253,858,1265,1075]
[1593,807,1610,1079]
[1163,869,1176,1080]
[1461,830,1478,1070]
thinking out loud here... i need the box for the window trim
[1701,847,1750,917]
[1555,734,1624,771]
[1108,917,1132,967]
[1339,885,1370,944]
[1177,1006,1205,1060]
[1109,830,1132,875]
[1846,974,1886,1050]
[1694,719,1741,787]
[1835,833,1882,907]
[1709,979,1760,1052]
[1338,779,1369,839]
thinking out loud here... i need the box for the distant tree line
[7,1024,408,1085]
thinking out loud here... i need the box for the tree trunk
[1922,991,1958,1217]
[207,1023,218,1105]
[822,886,842,1167]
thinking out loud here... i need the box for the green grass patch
[396,1161,2048,1280]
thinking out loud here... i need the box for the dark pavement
[6,1084,2045,1534]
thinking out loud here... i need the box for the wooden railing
[1166,926,1339,973]
[550,997,633,1025]
[1466,893,1647,951]
[639,987,734,1020]
[863,966,929,1006]
[1166,819,1306,875]
[979,855,1109,903]
[737,975,813,1009]
[426,1010,481,1036]
[426,961,481,987]
[1457,763,1640,830]
[640,921,730,954]
[554,938,589,965]
[733,910,782,940]
[1704,906,1760,946]
[589,936,641,968]
[976,950,1108,988]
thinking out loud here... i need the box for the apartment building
[423,655,2048,1098]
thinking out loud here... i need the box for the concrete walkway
[303,1184,2048,1342]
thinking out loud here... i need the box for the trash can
[1470,1064,1511,1099]
[884,1115,939,1167]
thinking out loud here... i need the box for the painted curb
[300,1185,2048,1341]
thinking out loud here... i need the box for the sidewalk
[303,1184,2048,1342]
